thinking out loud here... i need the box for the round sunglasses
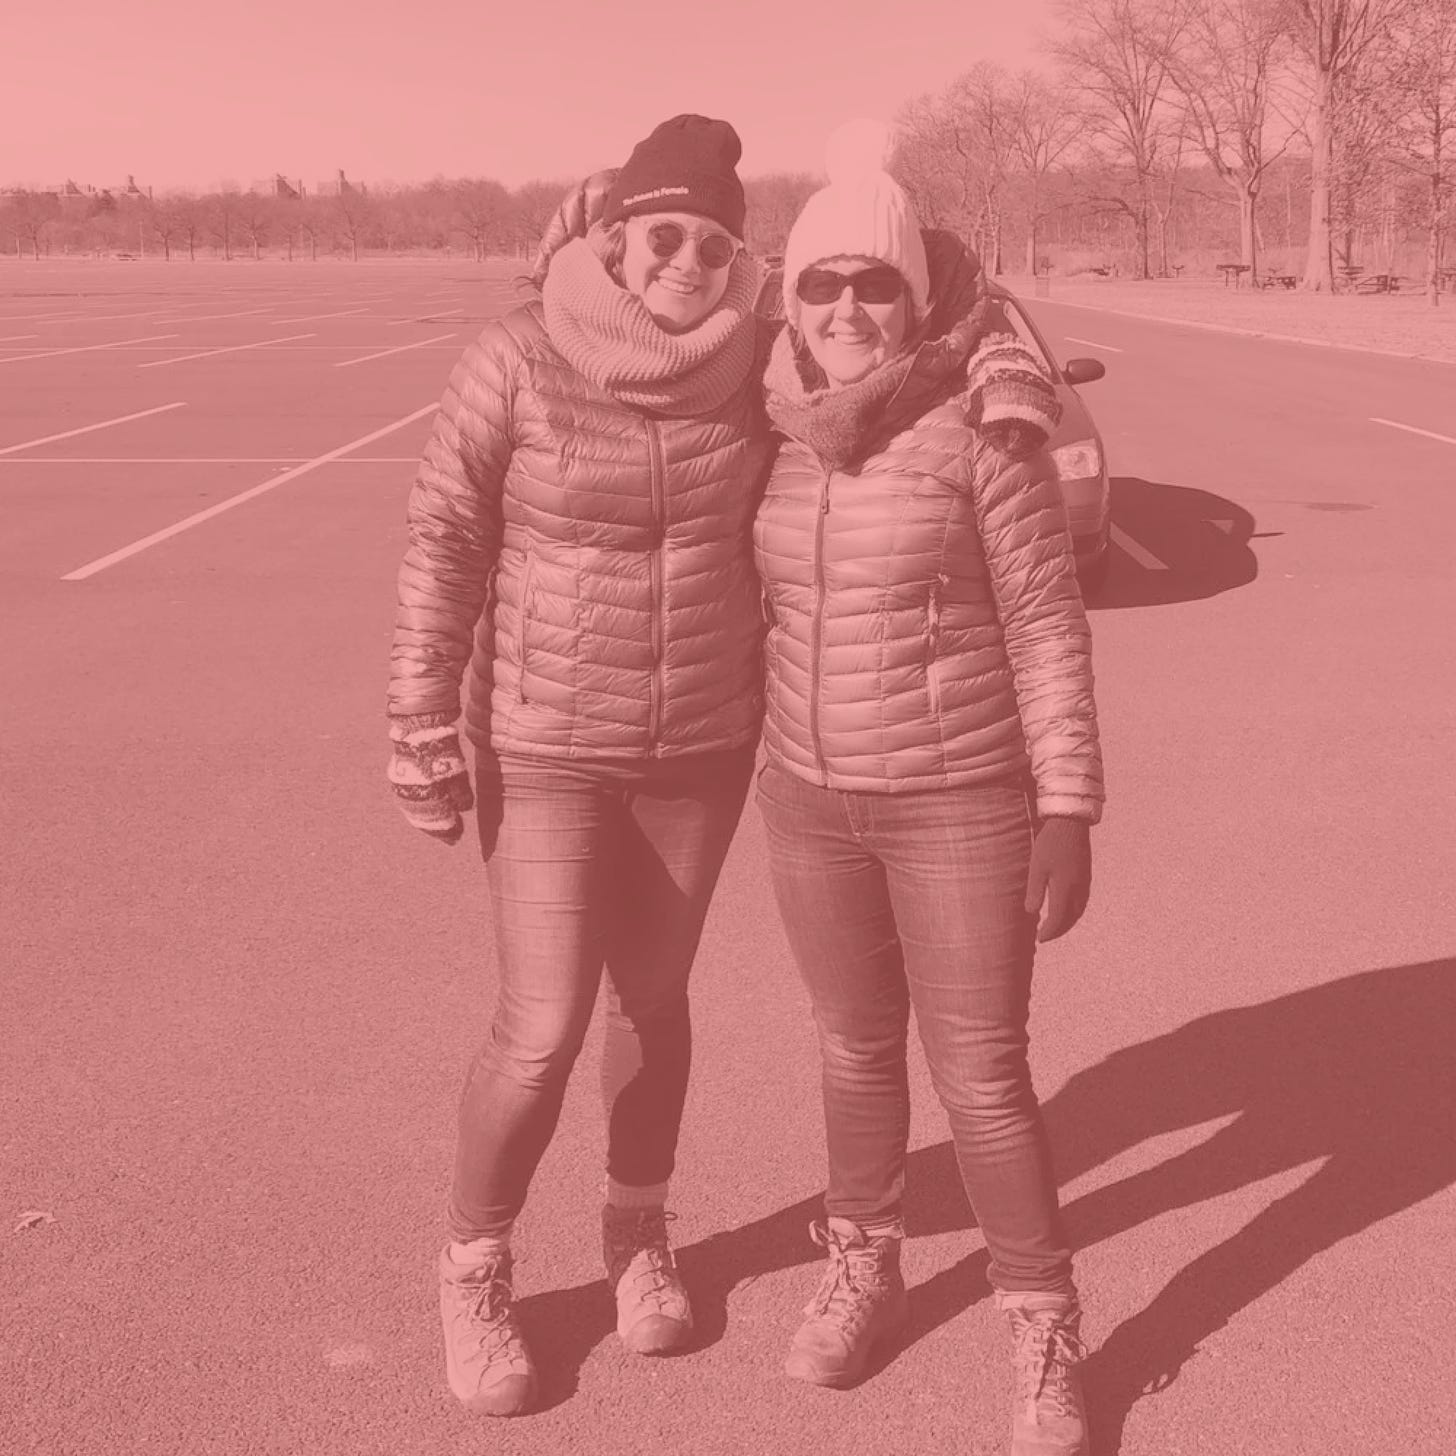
[639,220,740,271]
[795,265,905,306]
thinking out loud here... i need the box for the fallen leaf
[15,1210,56,1232]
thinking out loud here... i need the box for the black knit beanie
[603,114,746,238]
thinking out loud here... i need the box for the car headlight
[1050,439,1102,481]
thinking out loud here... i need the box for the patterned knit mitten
[387,713,474,845]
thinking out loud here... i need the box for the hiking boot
[437,1245,537,1417]
[999,1291,1090,1456]
[784,1218,909,1388]
[602,1205,693,1355]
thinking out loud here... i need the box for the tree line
[895,0,1455,299]
[3,0,1451,298]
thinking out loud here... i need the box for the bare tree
[743,172,821,254]
[1007,71,1084,273]
[206,190,241,261]
[451,178,510,262]
[1386,0,1456,299]
[332,191,376,261]
[1166,0,1294,280]
[511,179,576,257]
[3,189,61,259]
[1284,0,1408,288]
[1048,0,1191,277]
[236,194,272,262]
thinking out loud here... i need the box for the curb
[1035,296,1456,367]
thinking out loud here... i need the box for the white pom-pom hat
[781,118,929,330]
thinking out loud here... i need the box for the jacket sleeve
[386,324,518,721]
[969,445,1105,823]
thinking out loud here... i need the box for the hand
[529,168,620,286]
[1024,817,1092,942]
[388,714,475,846]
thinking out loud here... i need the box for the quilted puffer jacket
[388,302,772,757]
[756,238,1104,820]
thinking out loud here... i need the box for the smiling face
[797,256,910,387]
[621,211,737,332]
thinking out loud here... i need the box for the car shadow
[1090,477,1261,610]
[521,959,1456,1439]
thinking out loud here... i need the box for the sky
[4,0,1055,193]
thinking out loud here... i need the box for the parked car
[752,268,1112,593]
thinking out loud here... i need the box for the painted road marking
[1370,416,1456,446]
[0,403,188,457]
[271,307,370,324]
[1,456,416,465]
[0,333,180,365]
[1111,525,1170,570]
[61,405,438,580]
[335,333,456,368]
[1063,336,1124,352]
[139,333,317,368]
[0,333,40,343]
[149,307,279,324]
[388,308,465,325]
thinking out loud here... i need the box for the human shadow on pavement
[1091,477,1259,610]
[652,957,1454,1445]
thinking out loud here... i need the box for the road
[2,261,1454,1456]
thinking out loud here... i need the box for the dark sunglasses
[641,221,739,271]
[795,266,905,306]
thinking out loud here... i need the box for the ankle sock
[449,1229,513,1265]
[605,1178,670,1212]
[829,1213,905,1241]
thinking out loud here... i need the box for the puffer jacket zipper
[926,575,945,718]
[516,547,535,703]
[646,418,666,753]
[809,464,831,783]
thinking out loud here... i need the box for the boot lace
[1011,1307,1087,1422]
[605,1209,682,1308]
[803,1222,890,1338]
[461,1260,525,1364]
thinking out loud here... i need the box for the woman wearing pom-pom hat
[753,119,1102,1456]
[386,114,775,1416]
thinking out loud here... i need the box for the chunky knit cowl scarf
[542,223,761,417]
[764,230,1060,469]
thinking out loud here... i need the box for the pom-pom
[824,118,893,183]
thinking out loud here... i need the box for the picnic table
[1217,262,1252,288]
[1354,273,1400,294]
[1258,273,1298,290]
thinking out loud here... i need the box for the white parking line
[0,403,187,457]
[334,333,456,368]
[0,333,180,365]
[1110,525,1170,570]
[61,405,439,580]
[138,333,317,368]
[1370,416,1456,446]
[387,308,465,326]
[1063,336,1124,352]
[0,333,39,343]
[150,307,279,324]
[271,307,371,324]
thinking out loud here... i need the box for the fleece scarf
[764,230,1061,468]
[542,223,760,417]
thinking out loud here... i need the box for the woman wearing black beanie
[386,114,770,1416]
